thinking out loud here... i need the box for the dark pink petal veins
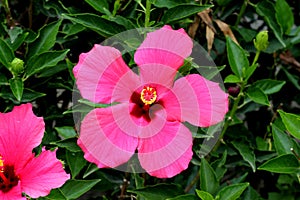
[19,149,70,198]
[73,45,140,103]
[134,25,193,70]
[138,121,193,178]
[78,104,139,168]
[0,104,44,171]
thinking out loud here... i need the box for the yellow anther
[140,86,157,105]
[0,155,4,172]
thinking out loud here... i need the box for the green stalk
[144,0,152,27]
[251,50,261,67]
[112,0,121,16]
[212,82,245,152]
[234,0,248,27]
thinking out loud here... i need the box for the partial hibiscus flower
[74,25,228,178]
[0,104,70,199]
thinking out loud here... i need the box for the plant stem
[184,173,200,193]
[144,0,151,27]
[3,0,15,27]
[213,48,261,152]
[251,50,260,67]
[234,0,248,27]
[112,0,121,16]
[212,82,245,153]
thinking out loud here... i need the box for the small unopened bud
[9,58,24,76]
[228,86,240,97]
[254,31,269,51]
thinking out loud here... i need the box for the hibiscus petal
[78,104,139,168]
[0,104,44,171]
[74,45,140,103]
[19,149,70,198]
[162,74,228,127]
[134,25,193,70]
[0,182,25,200]
[139,63,177,96]
[138,121,193,178]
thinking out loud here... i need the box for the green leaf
[232,141,256,172]
[128,184,184,200]
[8,26,23,43]
[62,13,126,37]
[37,62,68,78]
[281,67,300,90]
[272,124,294,155]
[78,98,115,108]
[256,0,286,47]
[0,88,46,103]
[252,79,286,94]
[26,50,69,78]
[162,4,212,24]
[60,179,101,199]
[216,183,249,200]
[83,164,99,179]
[66,151,87,178]
[9,78,24,101]
[200,158,219,195]
[224,74,242,83]
[0,38,14,68]
[27,20,62,59]
[51,138,82,152]
[255,137,269,151]
[21,89,46,102]
[244,64,257,81]
[10,32,29,51]
[110,15,136,29]
[242,186,263,200]
[196,190,214,200]
[275,0,294,34]
[211,150,228,181]
[62,23,86,38]
[55,126,77,139]
[246,86,270,106]
[153,0,190,8]
[258,154,300,173]
[226,36,249,79]
[278,110,300,139]
[84,0,111,15]
[44,188,66,200]
[167,194,196,200]
[233,27,257,43]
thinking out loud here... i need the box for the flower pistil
[0,155,19,193]
[140,86,157,105]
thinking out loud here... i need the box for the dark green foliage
[0,0,299,199]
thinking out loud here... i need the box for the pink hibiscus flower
[74,25,228,178]
[0,104,70,199]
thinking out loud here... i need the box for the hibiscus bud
[254,31,269,51]
[228,86,240,97]
[9,58,24,76]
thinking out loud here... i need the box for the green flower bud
[254,31,269,51]
[9,58,24,76]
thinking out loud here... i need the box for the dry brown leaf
[280,51,300,72]
[188,15,200,39]
[198,9,216,33]
[206,25,215,55]
[214,19,238,44]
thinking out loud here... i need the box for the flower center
[140,86,157,105]
[0,155,19,193]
